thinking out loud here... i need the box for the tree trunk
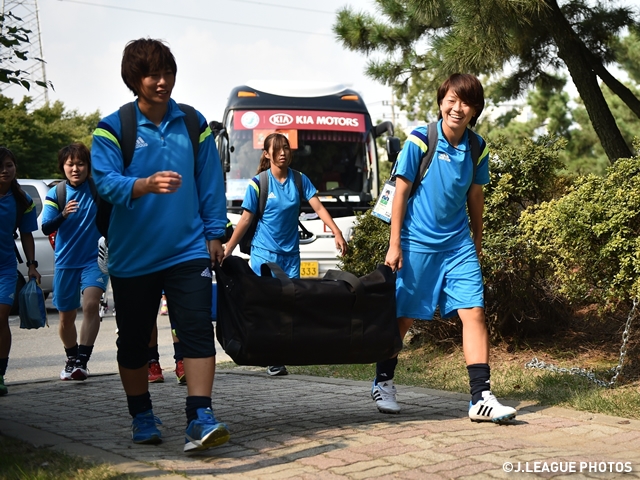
[543,0,632,163]
[583,47,640,120]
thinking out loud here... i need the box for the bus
[213,81,399,277]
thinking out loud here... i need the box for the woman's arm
[467,183,484,256]
[307,196,348,255]
[223,209,255,259]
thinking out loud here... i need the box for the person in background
[0,147,41,396]
[372,73,516,423]
[223,132,348,377]
[91,38,229,452]
[42,143,108,382]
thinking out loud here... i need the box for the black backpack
[408,122,484,198]
[54,178,99,211]
[239,169,304,255]
[95,102,200,239]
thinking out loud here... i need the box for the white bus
[213,81,399,277]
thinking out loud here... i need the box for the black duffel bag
[214,256,402,366]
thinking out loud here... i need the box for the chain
[525,298,637,389]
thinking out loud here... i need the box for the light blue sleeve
[473,134,490,185]
[301,173,317,201]
[41,185,59,225]
[241,178,259,214]
[394,140,425,184]
[20,193,38,233]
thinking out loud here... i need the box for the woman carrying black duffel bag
[223,133,348,377]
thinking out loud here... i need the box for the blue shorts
[250,246,300,278]
[396,241,484,320]
[53,263,109,312]
[0,269,18,306]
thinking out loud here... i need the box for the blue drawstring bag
[19,278,48,329]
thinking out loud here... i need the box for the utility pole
[1,0,49,109]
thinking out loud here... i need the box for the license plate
[300,261,318,278]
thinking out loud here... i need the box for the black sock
[185,396,212,425]
[148,345,159,363]
[77,344,94,366]
[467,363,491,404]
[173,342,183,362]
[0,357,8,376]
[376,356,398,383]
[127,392,152,418]
[65,344,78,360]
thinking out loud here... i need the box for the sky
[3,0,396,124]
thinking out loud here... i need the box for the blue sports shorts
[250,246,300,278]
[0,269,18,306]
[396,241,484,320]
[53,262,108,312]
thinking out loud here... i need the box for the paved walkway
[1,370,640,479]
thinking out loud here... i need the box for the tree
[0,11,51,91]
[0,95,100,178]
[334,0,639,163]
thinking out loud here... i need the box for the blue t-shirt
[42,180,101,269]
[0,190,37,273]
[91,99,227,277]
[242,169,317,255]
[395,120,490,252]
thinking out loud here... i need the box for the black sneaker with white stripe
[468,390,516,423]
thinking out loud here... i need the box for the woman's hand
[63,199,79,218]
[28,265,41,284]
[334,231,348,256]
[385,243,403,272]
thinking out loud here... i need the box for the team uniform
[0,192,37,306]
[394,120,489,320]
[42,181,108,312]
[91,98,227,368]
[242,169,317,278]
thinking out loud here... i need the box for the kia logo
[269,113,293,126]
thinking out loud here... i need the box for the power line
[228,0,334,15]
[56,0,333,36]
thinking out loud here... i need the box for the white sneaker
[468,391,516,423]
[60,358,75,381]
[97,237,109,275]
[371,379,400,414]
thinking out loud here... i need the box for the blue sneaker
[184,407,230,453]
[131,410,162,444]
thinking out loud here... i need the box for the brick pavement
[1,370,640,479]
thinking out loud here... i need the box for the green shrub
[520,155,640,311]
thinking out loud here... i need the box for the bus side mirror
[374,121,394,138]
[386,136,401,163]
[217,129,231,172]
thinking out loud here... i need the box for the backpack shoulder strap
[118,102,137,168]
[55,180,67,211]
[468,129,483,184]
[409,122,438,198]
[292,169,304,204]
[177,103,200,174]
[257,170,269,219]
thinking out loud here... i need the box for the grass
[0,435,139,480]
[218,338,640,420]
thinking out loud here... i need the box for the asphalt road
[6,286,231,384]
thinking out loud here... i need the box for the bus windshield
[225,109,373,206]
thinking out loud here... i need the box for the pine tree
[334,0,638,163]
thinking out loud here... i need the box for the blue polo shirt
[242,169,317,255]
[42,180,101,268]
[0,191,37,273]
[91,99,227,277]
[396,120,490,252]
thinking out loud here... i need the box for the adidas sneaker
[468,391,517,423]
[371,378,400,414]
